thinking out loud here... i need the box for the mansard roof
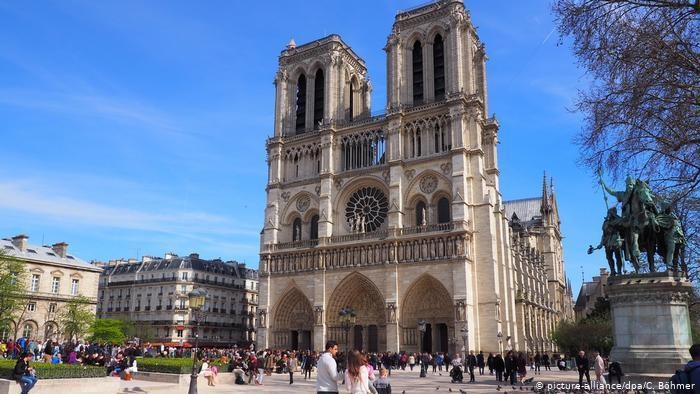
[1,237,101,272]
[101,254,258,280]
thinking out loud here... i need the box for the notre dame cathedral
[257,0,574,355]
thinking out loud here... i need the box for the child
[373,367,392,394]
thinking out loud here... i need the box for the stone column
[608,272,693,374]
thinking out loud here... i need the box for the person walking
[345,350,370,394]
[494,353,505,382]
[317,341,341,394]
[477,351,485,375]
[287,352,297,384]
[576,350,591,389]
[466,351,477,382]
[593,350,606,393]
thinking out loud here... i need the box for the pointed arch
[327,271,387,352]
[412,40,424,104]
[401,274,453,326]
[313,68,325,128]
[433,34,445,101]
[295,74,307,133]
[271,286,314,350]
[400,274,453,353]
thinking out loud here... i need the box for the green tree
[553,0,700,199]
[59,295,95,342]
[0,250,28,331]
[88,319,126,344]
[552,297,614,355]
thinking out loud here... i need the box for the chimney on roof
[164,252,177,260]
[52,242,68,258]
[11,234,28,252]
[189,253,199,259]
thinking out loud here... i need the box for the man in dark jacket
[575,350,591,388]
[13,352,37,394]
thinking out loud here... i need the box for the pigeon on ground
[402,391,406,394]
[497,385,502,391]
[459,390,467,394]
[436,388,440,391]
[520,386,524,391]
[449,389,452,392]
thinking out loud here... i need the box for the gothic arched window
[416,201,427,226]
[433,34,445,100]
[295,75,307,133]
[293,218,302,241]
[310,215,319,240]
[313,69,324,129]
[437,197,450,223]
[412,41,424,104]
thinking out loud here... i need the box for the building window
[51,277,60,294]
[292,218,302,241]
[30,274,40,292]
[433,34,445,101]
[295,74,307,133]
[313,69,325,129]
[22,324,33,338]
[310,215,319,240]
[437,197,451,223]
[412,41,424,104]
[27,302,36,312]
[71,279,79,295]
[48,303,57,313]
[181,272,188,281]
[177,329,183,338]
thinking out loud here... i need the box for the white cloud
[0,180,257,239]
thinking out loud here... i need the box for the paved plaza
[114,367,674,394]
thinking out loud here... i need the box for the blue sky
[0,0,612,289]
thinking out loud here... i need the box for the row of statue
[588,176,685,275]
[348,213,368,233]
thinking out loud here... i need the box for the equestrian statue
[588,175,686,275]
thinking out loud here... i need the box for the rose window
[345,187,389,233]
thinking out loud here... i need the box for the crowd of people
[11,335,700,394]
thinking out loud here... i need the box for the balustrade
[261,224,469,275]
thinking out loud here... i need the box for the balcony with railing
[261,221,469,276]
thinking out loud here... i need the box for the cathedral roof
[503,197,542,224]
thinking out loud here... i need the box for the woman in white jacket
[345,350,370,394]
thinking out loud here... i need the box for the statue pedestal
[608,272,692,374]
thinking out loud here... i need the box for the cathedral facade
[258,0,572,355]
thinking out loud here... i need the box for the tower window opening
[433,35,445,101]
[295,75,307,133]
[412,41,424,104]
[313,69,324,129]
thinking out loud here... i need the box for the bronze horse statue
[598,177,685,274]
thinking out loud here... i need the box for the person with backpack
[671,344,700,394]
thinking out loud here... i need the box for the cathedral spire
[541,172,551,215]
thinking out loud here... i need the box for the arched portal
[401,274,453,353]
[326,272,386,352]
[272,287,314,350]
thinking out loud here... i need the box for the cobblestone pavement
[117,367,672,394]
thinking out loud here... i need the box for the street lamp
[417,320,427,378]
[460,324,468,361]
[339,307,356,355]
[497,331,503,354]
[188,288,207,394]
